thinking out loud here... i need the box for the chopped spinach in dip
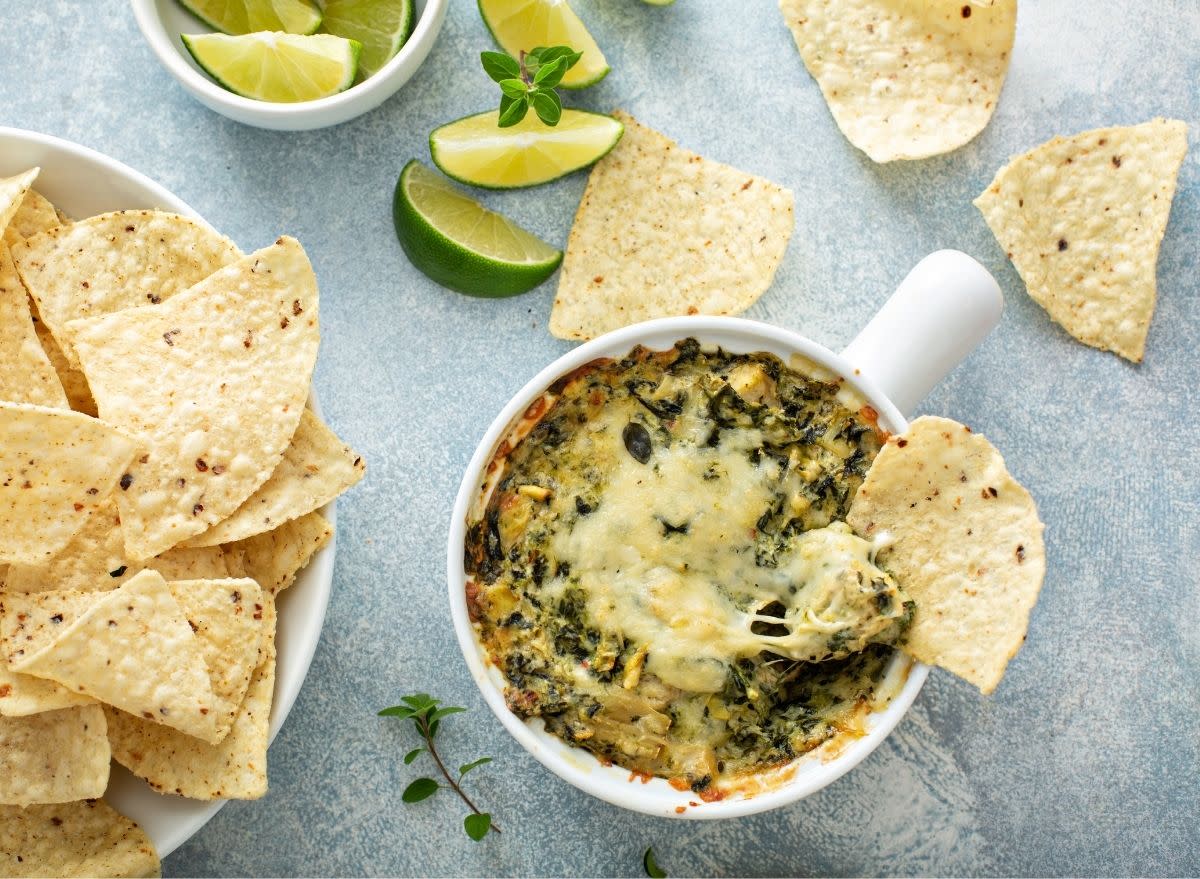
[464,340,913,796]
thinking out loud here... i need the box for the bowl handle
[840,250,1003,418]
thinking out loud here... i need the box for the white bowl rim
[447,314,929,820]
[130,0,449,118]
[0,125,337,856]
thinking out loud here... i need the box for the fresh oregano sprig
[480,46,584,127]
[379,694,499,840]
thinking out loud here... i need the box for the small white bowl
[448,251,1004,818]
[131,0,449,130]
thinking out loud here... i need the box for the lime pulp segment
[178,0,323,35]
[394,160,562,297]
[429,110,624,189]
[320,0,415,78]
[182,32,361,103]
[478,0,610,89]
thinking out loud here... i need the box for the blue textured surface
[2,1,1198,875]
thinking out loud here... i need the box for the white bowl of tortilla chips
[0,128,364,870]
[450,249,1049,818]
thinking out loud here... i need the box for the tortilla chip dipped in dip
[550,112,794,340]
[779,0,1017,162]
[974,118,1188,362]
[848,416,1045,694]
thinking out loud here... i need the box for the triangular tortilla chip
[0,663,95,717]
[186,408,363,546]
[0,705,109,806]
[2,189,63,248]
[0,799,160,878]
[847,416,1046,694]
[68,237,321,560]
[1,570,222,743]
[550,111,794,340]
[974,118,1188,361]
[107,592,276,801]
[229,510,333,595]
[779,0,1016,162]
[167,578,264,734]
[29,298,95,416]
[0,402,138,565]
[0,243,67,408]
[2,497,240,594]
[0,170,39,241]
[11,210,240,368]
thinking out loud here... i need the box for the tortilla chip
[0,663,95,717]
[2,189,62,249]
[779,0,1016,162]
[974,118,1188,362]
[11,211,240,368]
[0,402,138,565]
[1,570,223,743]
[0,171,39,241]
[0,799,160,878]
[549,111,794,340]
[847,416,1046,693]
[230,510,333,595]
[186,409,363,546]
[0,244,67,408]
[0,706,109,806]
[107,593,276,801]
[68,237,321,560]
[29,302,96,416]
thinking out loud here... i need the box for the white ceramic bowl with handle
[0,127,337,855]
[447,250,1003,818]
[130,0,449,130]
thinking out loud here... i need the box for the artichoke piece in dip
[465,339,911,795]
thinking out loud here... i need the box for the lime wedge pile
[178,0,323,35]
[183,32,362,102]
[393,160,563,298]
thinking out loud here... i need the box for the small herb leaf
[458,757,493,778]
[644,847,668,879]
[378,705,415,719]
[481,51,520,83]
[498,96,529,127]
[531,90,562,126]
[402,777,440,803]
[535,46,582,70]
[464,812,492,841]
[498,78,528,99]
[403,748,425,765]
[532,56,566,87]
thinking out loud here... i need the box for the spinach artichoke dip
[464,339,915,797]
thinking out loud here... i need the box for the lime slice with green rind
[178,0,323,35]
[182,32,361,102]
[320,0,415,79]
[429,109,623,189]
[393,160,562,297]
[478,0,609,89]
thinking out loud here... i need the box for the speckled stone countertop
[2,1,1197,875]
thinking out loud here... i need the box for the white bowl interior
[0,127,336,857]
[448,315,929,820]
[131,0,449,129]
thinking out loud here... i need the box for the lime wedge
[478,0,609,89]
[182,32,361,102]
[178,0,323,35]
[320,0,414,79]
[393,160,562,297]
[429,109,623,189]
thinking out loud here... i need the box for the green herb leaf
[531,89,562,126]
[498,78,528,99]
[481,51,520,83]
[464,812,492,841]
[533,46,582,70]
[532,56,566,87]
[643,847,668,879]
[400,693,437,711]
[378,705,415,718]
[458,757,493,778]
[403,748,425,765]
[498,95,529,127]
[401,778,440,803]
